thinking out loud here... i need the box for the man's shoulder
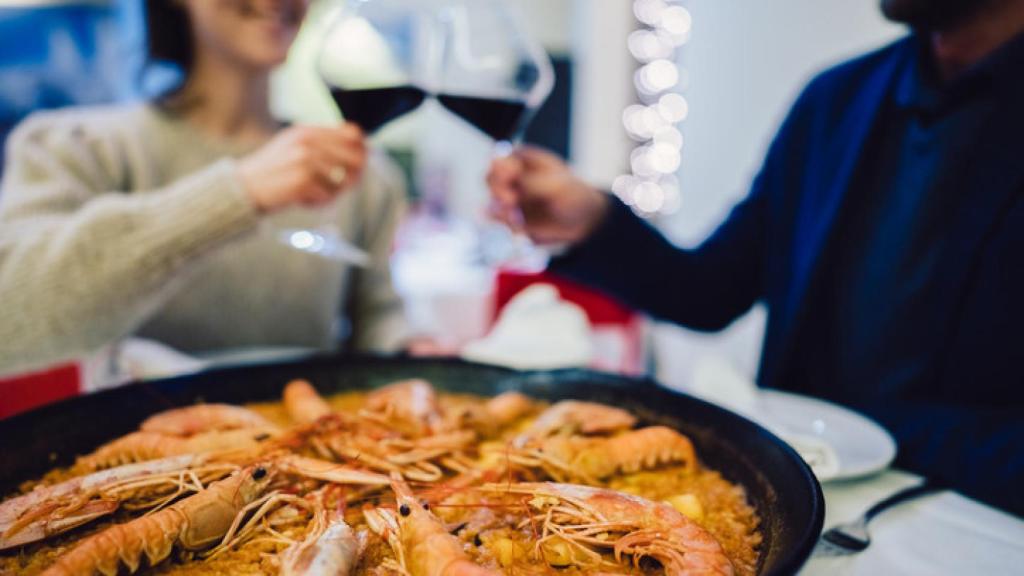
[797,35,912,111]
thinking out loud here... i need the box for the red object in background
[0,363,81,419]
[494,270,646,375]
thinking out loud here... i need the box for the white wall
[569,0,636,185]
[651,0,903,390]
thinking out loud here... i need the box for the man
[488,0,1024,515]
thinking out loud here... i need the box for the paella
[0,378,761,575]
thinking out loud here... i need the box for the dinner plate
[752,389,897,481]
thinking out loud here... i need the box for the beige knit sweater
[0,104,410,375]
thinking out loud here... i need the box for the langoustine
[40,465,273,576]
[140,403,276,436]
[280,509,364,576]
[74,427,276,471]
[0,454,232,550]
[363,379,450,437]
[365,474,503,576]
[483,482,735,576]
[515,400,637,446]
[500,426,698,483]
[284,379,335,424]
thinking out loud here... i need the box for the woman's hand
[238,123,367,213]
[487,146,608,245]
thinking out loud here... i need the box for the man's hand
[486,146,609,245]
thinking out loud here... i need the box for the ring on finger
[328,166,348,186]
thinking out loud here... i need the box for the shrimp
[326,430,475,483]
[485,482,734,576]
[74,427,276,471]
[140,403,275,436]
[284,379,334,424]
[280,511,363,576]
[364,379,448,436]
[515,400,636,445]
[457,392,537,436]
[507,426,698,482]
[41,465,273,576]
[202,458,393,560]
[483,391,535,425]
[2,500,117,552]
[0,455,223,550]
[365,473,503,576]
[277,455,390,486]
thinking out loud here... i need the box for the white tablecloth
[802,469,1024,575]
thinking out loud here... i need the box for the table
[802,469,1024,574]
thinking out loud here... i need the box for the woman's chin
[232,41,294,71]
[248,51,292,69]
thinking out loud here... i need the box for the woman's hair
[145,0,194,103]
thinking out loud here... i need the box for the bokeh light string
[614,0,691,216]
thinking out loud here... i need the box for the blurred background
[0,0,902,386]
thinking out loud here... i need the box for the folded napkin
[116,338,208,381]
[461,284,593,370]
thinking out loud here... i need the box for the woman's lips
[236,0,302,26]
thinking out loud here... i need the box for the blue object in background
[0,1,145,177]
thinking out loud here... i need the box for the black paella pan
[0,354,824,575]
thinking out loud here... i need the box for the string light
[618,0,690,216]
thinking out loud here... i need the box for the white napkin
[461,284,593,370]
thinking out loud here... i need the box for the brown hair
[145,0,193,102]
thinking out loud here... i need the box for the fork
[814,479,941,556]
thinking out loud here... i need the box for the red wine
[437,94,528,141]
[328,85,427,133]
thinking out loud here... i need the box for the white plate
[752,389,897,482]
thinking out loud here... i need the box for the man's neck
[929,0,1024,81]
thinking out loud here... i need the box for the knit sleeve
[346,153,412,353]
[0,110,260,374]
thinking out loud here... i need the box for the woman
[0,0,412,374]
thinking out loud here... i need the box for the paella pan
[0,355,823,575]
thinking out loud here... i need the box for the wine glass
[275,0,437,267]
[317,0,553,141]
[431,0,554,264]
[294,0,554,265]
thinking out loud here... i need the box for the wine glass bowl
[317,0,433,133]
[433,0,554,143]
[317,0,554,142]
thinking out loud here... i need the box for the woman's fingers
[308,149,347,193]
[300,181,335,206]
[240,124,372,212]
[322,145,367,184]
[304,125,367,194]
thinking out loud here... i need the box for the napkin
[116,338,208,381]
[461,284,593,370]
